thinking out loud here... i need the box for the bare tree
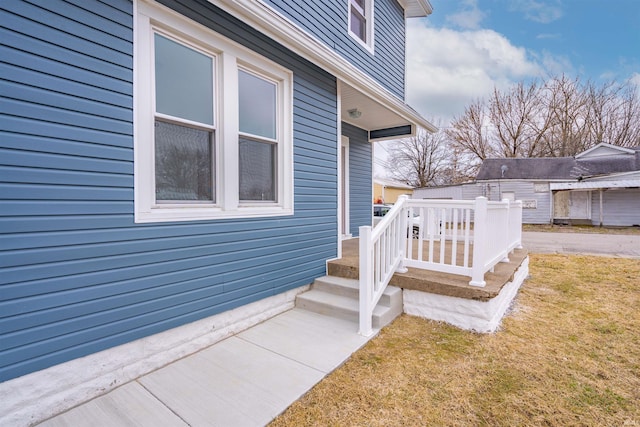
[439,145,477,184]
[446,99,494,161]
[384,128,449,188]
[542,74,592,156]
[489,81,550,157]
[587,79,640,147]
[446,74,640,167]
[388,76,639,187]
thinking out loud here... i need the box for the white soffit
[398,0,433,17]
[341,82,410,131]
[208,0,437,133]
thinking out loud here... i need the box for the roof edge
[209,0,436,132]
[398,0,433,17]
[575,142,636,159]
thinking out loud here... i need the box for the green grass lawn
[271,254,640,426]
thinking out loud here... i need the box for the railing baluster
[439,208,446,264]
[451,208,458,266]
[407,206,414,261]
[463,208,470,268]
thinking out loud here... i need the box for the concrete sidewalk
[37,309,372,427]
[522,231,640,258]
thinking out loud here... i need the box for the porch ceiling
[340,82,434,138]
[341,83,407,131]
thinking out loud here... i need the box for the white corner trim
[207,0,437,132]
[403,257,529,333]
[0,285,309,427]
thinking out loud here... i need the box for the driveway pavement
[522,231,640,258]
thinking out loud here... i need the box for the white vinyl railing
[358,198,408,336]
[358,196,523,336]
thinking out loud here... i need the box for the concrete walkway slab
[38,381,188,427]
[238,308,369,373]
[37,308,374,427]
[140,335,326,427]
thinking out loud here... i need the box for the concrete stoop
[404,256,530,333]
[295,275,403,329]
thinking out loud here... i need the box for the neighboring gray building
[413,143,640,226]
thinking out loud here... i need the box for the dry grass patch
[523,224,640,235]
[271,255,640,426]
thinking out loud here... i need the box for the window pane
[353,0,365,9]
[238,70,276,139]
[239,137,275,201]
[155,120,214,202]
[350,9,366,42]
[155,34,214,125]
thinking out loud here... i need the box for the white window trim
[134,0,293,223]
[348,0,375,53]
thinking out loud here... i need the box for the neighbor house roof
[476,144,640,181]
[476,158,577,180]
[374,178,413,189]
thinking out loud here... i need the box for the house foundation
[403,256,529,332]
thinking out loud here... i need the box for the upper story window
[348,0,374,52]
[135,1,293,223]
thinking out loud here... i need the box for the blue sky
[405,0,640,125]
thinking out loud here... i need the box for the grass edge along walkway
[270,254,640,427]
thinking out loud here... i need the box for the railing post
[500,199,510,263]
[396,195,408,273]
[470,196,487,287]
[358,225,373,336]
[514,201,523,249]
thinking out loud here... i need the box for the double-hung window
[348,0,374,52]
[135,1,293,223]
[238,68,278,202]
[153,33,215,204]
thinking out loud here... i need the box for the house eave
[397,0,433,17]
[207,0,437,133]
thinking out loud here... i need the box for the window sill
[134,205,294,223]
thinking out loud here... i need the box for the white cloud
[537,50,574,76]
[445,0,486,30]
[406,20,544,124]
[510,0,563,24]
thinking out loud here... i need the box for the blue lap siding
[264,0,406,99]
[0,0,338,381]
[342,123,373,236]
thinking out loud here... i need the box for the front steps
[296,275,403,329]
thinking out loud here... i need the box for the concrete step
[311,275,400,307]
[295,275,403,329]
